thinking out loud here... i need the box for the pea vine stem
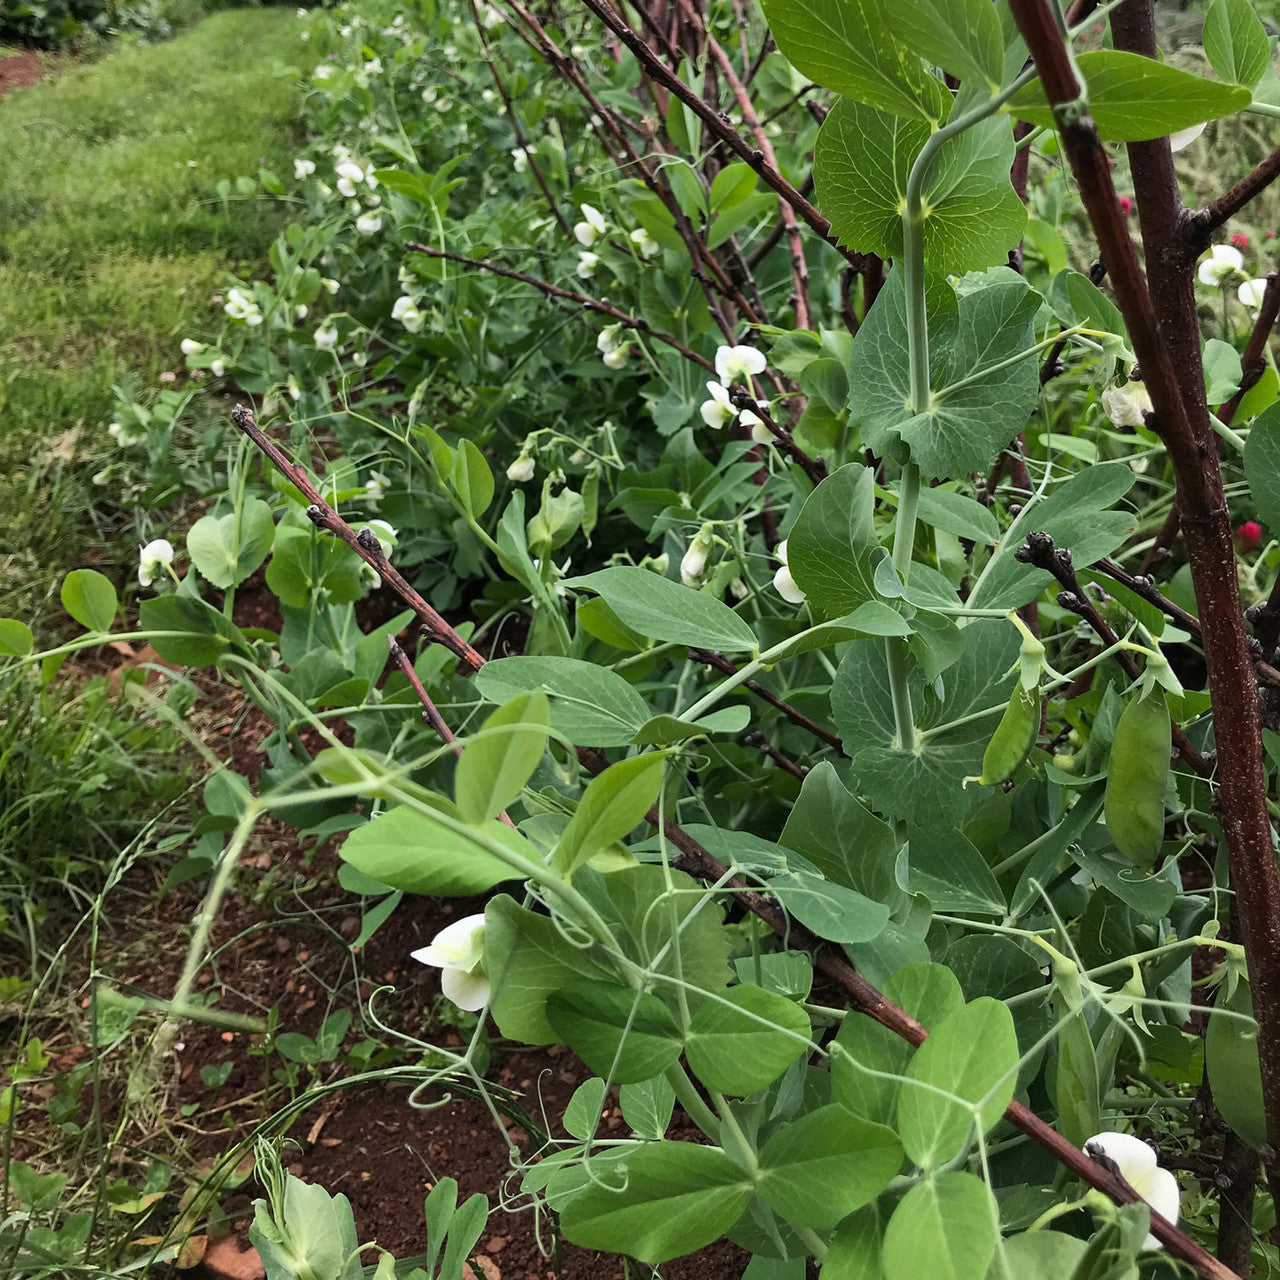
[887,71,1039,750]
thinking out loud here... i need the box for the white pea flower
[210,358,226,377]
[336,158,366,184]
[1082,1132,1180,1251]
[1168,122,1206,153]
[576,251,600,279]
[573,203,607,246]
[355,212,383,235]
[224,287,262,325]
[511,147,529,173]
[1101,382,1154,428]
[700,381,736,430]
[1239,278,1270,309]
[412,914,489,1010]
[316,182,334,201]
[571,42,587,57]
[749,416,773,445]
[1199,244,1245,287]
[337,176,358,198]
[507,452,536,482]
[295,304,308,320]
[313,64,333,81]
[602,346,628,369]
[363,56,382,75]
[596,324,625,355]
[180,338,202,356]
[773,539,806,605]
[138,538,175,588]
[715,343,767,386]
[364,470,390,501]
[681,525,715,587]
[322,277,340,295]
[482,3,504,26]
[294,157,316,180]
[286,376,303,403]
[313,322,339,351]
[392,294,425,333]
[644,553,670,575]
[630,227,660,258]
[107,421,128,443]
[569,448,590,465]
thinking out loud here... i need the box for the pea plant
[12,0,1280,1272]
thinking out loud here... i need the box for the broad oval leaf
[546,979,684,1083]
[475,655,650,747]
[1203,0,1270,88]
[881,1172,997,1280]
[61,569,117,634]
[685,983,811,1095]
[1005,51,1250,142]
[338,803,531,896]
[553,751,666,876]
[757,1106,903,1229]
[186,498,275,590]
[761,0,952,122]
[0,618,34,657]
[897,997,1019,1168]
[785,464,882,618]
[816,104,1025,275]
[454,690,549,823]
[565,567,758,653]
[558,1143,753,1265]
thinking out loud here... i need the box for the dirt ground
[0,50,52,95]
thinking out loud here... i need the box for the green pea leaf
[454,690,549,824]
[881,1173,997,1280]
[761,0,951,122]
[564,1077,609,1141]
[769,869,891,943]
[905,826,1005,916]
[1005,51,1250,141]
[882,0,1003,90]
[553,752,666,876]
[475,655,650,747]
[831,619,1019,825]
[565,567,758,653]
[484,896,614,1044]
[139,594,248,666]
[833,963,967,1129]
[558,1143,753,1265]
[619,1074,676,1139]
[848,267,1040,480]
[685,984,811,1095]
[968,462,1137,612]
[816,104,1025,275]
[545,980,684,1083]
[1243,402,1280,530]
[186,498,276,590]
[61,569,118,634]
[338,803,531,896]
[784,464,882,618]
[897,997,1019,1168]
[451,438,495,517]
[780,762,899,904]
[757,1106,903,1229]
[0,619,34,658]
[1204,0,1271,88]
[821,1206,886,1280]
[1104,688,1171,869]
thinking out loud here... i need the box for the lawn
[0,7,307,618]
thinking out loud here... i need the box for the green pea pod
[1104,688,1170,869]
[968,681,1038,787]
[1052,964,1100,1145]
[1207,975,1267,1150]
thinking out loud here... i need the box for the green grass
[0,8,306,618]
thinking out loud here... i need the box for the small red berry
[1237,520,1263,549]
[1267,230,1277,241]
[1231,232,1250,250]
[1118,196,1133,216]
